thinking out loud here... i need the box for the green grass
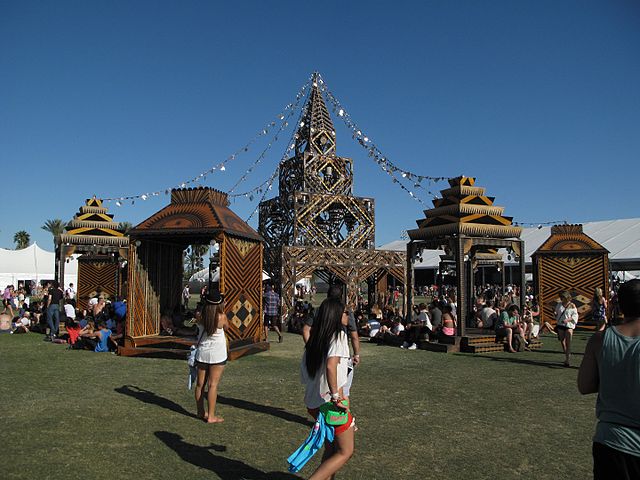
[0,331,597,479]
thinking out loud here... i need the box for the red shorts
[307,407,354,437]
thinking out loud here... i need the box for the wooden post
[406,242,415,323]
[519,240,526,308]
[455,236,466,337]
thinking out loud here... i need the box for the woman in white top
[194,289,228,424]
[301,297,355,479]
[555,290,579,367]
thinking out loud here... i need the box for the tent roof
[0,243,78,285]
[381,217,640,269]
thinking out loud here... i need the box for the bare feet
[206,416,224,424]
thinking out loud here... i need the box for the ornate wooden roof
[131,187,262,241]
[62,196,129,248]
[408,176,522,241]
[533,224,609,255]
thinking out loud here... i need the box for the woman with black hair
[301,297,355,479]
[194,289,228,424]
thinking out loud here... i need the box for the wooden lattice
[77,259,119,310]
[533,224,609,328]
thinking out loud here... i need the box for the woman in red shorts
[301,296,355,479]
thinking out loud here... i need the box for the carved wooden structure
[259,75,405,314]
[56,197,129,309]
[408,176,524,335]
[532,224,609,329]
[121,187,266,359]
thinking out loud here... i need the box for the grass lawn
[0,331,598,479]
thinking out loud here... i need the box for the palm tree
[41,219,68,244]
[119,222,133,235]
[14,231,31,250]
[184,244,209,278]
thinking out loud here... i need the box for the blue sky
[1,0,639,251]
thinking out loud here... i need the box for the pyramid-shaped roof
[408,176,522,240]
[131,187,262,241]
[294,74,337,158]
[533,224,608,256]
[60,196,129,248]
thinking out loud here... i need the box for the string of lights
[513,220,569,229]
[317,74,452,202]
[104,76,313,205]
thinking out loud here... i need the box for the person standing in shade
[65,283,76,308]
[263,283,282,343]
[556,291,579,367]
[194,289,228,424]
[578,279,640,479]
[46,281,64,340]
[182,284,191,311]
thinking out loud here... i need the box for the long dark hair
[305,297,345,377]
[201,303,225,336]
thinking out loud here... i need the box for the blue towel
[187,365,197,390]
[287,414,335,473]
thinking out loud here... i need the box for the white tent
[188,267,270,284]
[0,243,78,289]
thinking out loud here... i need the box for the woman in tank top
[194,288,228,424]
[578,279,640,479]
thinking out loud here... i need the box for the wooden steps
[461,334,543,354]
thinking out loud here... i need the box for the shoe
[408,343,417,350]
[278,335,283,344]
[401,341,409,349]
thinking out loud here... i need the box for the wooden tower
[259,74,405,315]
[57,197,129,309]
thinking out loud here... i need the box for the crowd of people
[0,281,126,353]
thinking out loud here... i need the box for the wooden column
[406,242,416,323]
[455,236,466,337]
[519,240,526,308]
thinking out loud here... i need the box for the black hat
[205,288,225,305]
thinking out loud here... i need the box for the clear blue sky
[1,0,639,251]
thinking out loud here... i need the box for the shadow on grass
[115,385,199,419]
[532,349,584,357]
[155,431,301,479]
[217,395,313,427]
[466,355,579,369]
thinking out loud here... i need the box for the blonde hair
[560,291,572,302]
[594,287,604,304]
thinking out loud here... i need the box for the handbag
[319,400,349,426]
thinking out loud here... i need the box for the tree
[13,231,31,250]
[184,244,209,279]
[41,219,68,243]
[119,222,133,236]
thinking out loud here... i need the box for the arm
[302,324,311,343]
[578,331,603,394]
[350,330,360,366]
[326,356,346,408]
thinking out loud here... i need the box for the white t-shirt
[417,310,433,330]
[481,307,497,328]
[65,287,75,300]
[88,297,99,307]
[18,317,30,327]
[64,304,76,319]
[301,330,350,409]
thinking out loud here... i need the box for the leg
[52,307,60,337]
[564,329,573,366]
[557,328,567,354]
[206,364,225,423]
[46,307,54,337]
[309,425,355,480]
[194,365,209,420]
[506,328,516,352]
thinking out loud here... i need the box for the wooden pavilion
[57,197,129,309]
[120,187,267,359]
[407,176,529,352]
[258,75,405,316]
[532,224,609,329]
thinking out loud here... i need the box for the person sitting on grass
[495,304,526,353]
[13,311,32,333]
[401,303,432,350]
[80,320,116,352]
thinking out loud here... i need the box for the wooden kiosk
[532,224,609,329]
[57,197,129,309]
[407,176,537,353]
[120,187,267,359]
